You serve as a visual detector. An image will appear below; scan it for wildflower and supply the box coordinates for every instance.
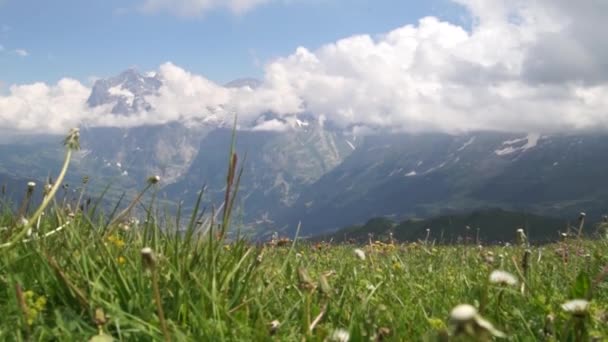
[147,175,161,185]
[392,261,402,271]
[107,235,125,248]
[141,247,157,270]
[330,328,350,342]
[449,304,505,338]
[562,299,590,316]
[23,290,47,326]
[450,304,477,322]
[489,270,518,286]
[269,320,280,335]
[516,228,527,245]
[354,248,366,261]
[27,181,36,189]
[117,256,126,265]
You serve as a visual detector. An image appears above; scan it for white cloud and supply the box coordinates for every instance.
[14,49,29,57]
[2,0,608,134]
[140,0,274,16]
[0,79,91,133]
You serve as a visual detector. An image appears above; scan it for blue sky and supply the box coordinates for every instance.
[0,0,467,85]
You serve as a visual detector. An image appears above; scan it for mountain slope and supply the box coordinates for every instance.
[316,208,570,244]
[279,132,608,237]
[163,123,354,233]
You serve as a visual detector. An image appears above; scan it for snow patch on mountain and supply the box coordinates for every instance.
[457,136,476,151]
[495,133,540,156]
[108,85,135,106]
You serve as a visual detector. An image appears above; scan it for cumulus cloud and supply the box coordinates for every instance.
[2,0,608,134]
[140,0,275,16]
[0,79,91,133]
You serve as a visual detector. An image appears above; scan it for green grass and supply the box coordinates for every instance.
[1,129,607,341]
[1,206,607,340]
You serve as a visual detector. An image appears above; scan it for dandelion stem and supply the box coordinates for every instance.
[152,268,171,342]
[1,135,76,250]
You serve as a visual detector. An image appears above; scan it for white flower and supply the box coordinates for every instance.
[449,304,506,338]
[353,248,366,261]
[330,328,350,342]
[489,270,518,286]
[27,181,36,188]
[561,299,590,316]
[450,304,477,322]
[268,320,280,334]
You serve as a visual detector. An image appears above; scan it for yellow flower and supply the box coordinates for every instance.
[107,235,125,248]
[23,290,46,326]
[117,256,127,265]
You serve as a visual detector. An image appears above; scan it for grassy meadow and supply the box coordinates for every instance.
[1,129,607,341]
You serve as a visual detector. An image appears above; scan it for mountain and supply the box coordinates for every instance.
[2,68,608,241]
[278,132,608,237]
[88,69,162,114]
[314,208,571,244]
[162,122,354,235]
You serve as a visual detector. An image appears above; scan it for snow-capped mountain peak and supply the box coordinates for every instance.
[87,69,161,115]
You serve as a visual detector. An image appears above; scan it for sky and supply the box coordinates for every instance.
[0,0,465,85]
[1,0,608,134]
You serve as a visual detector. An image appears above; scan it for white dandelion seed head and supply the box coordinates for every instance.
[450,304,478,322]
[516,228,524,233]
[27,181,36,188]
[561,299,590,315]
[579,212,586,217]
[141,247,153,255]
[489,270,518,286]
[354,248,366,261]
[330,328,350,342]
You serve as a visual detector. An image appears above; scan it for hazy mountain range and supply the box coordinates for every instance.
[1,69,607,239]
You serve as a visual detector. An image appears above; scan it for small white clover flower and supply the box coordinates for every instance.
[561,299,590,316]
[353,248,366,261]
[330,328,350,342]
[489,270,518,286]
